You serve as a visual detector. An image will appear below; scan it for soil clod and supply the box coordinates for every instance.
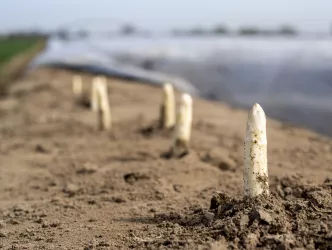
[124,172,150,185]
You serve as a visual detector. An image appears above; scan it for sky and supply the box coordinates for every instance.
[1,0,331,33]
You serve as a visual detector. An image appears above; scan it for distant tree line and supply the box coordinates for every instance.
[1,23,300,41]
[0,31,49,39]
[53,23,299,41]
[53,23,149,41]
[171,24,298,37]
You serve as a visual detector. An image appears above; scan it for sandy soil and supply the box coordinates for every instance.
[0,68,331,249]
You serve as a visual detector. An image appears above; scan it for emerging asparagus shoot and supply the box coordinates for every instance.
[91,76,104,112]
[243,103,269,197]
[96,81,112,131]
[170,93,193,157]
[160,83,175,129]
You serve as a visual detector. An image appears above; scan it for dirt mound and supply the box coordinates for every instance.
[209,178,332,249]
[141,177,332,249]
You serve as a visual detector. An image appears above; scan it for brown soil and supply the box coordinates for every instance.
[0,68,331,250]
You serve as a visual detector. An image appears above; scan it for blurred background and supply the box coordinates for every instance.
[1,0,332,135]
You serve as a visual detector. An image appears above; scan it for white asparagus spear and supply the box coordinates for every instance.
[243,103,269,197]
[161,83,175,129]
[91,76,104,112]
[72,75,83,97]
[96,81,112,130]
[173,93,193,149]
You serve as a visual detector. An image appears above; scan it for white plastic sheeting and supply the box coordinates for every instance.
[32,36,332,135]
[32,38,199,96]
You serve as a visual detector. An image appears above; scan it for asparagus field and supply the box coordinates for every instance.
[0,68,331,249]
